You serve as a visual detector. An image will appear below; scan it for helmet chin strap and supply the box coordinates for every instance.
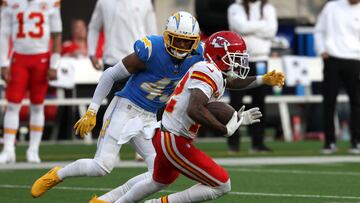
[206,53,216,66]
[223,71,240,80]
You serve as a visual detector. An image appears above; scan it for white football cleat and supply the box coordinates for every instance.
[27,150,41,163]
[0,150,16,164]
[348,148,360,155]
[321,143,337,155]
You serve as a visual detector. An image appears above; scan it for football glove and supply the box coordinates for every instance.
[262,70,285,87]
[74,109,97,138]
[225,111,243,137]
[238,105,262,125]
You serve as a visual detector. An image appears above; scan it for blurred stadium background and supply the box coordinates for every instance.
[1,0,360,202]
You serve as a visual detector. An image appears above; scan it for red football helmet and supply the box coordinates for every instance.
[204,31,249,79]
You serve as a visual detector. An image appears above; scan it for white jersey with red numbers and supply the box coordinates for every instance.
[0,0,62,55]
[162,61,226,139]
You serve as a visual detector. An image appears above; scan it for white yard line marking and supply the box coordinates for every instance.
[227,168,360,176]
[229,191,360,200]
[1,156,360,170]
[1,184,360,200]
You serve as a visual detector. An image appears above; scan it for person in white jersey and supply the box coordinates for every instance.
[112,31,285,203]
[0,0,62,164]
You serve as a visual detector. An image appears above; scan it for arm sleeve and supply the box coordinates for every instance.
[88,0,103,57]
[314,4,328,55]
[227,4,266,35]
[256,5,278,39]
[49,0,62,33]
[0,5,11,67]
[89,60,130,112]
[145,1,157,35]
[133,36,152,62]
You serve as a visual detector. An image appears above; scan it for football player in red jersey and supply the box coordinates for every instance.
[0,0,62,164]
[112,31,284,203]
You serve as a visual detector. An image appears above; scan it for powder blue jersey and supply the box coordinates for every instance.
[116,35,204,113]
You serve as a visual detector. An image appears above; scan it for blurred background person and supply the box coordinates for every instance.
[227,0,278,153]
[61,18,104,59]
[0,0,62,164]
[195,0,234,40]
[86,0,157,143]
[55,18,92,141]
[314,0,360,154]
[61,18,88,58]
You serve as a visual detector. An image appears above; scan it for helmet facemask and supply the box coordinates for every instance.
[164,31,200,59]
[222,45,250,80]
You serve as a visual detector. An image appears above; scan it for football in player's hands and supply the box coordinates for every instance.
[206,102,235,125]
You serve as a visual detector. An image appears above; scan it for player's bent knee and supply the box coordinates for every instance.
[94,157,116,174]
[6,103,21,113]
[144,153,156,171]
[152,179,168,190]
[89,161,108,176]
[30,105,44,114]
[75,159,108,177]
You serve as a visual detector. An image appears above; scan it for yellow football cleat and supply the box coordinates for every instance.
[31,166,62,198]
[89,196,109,203]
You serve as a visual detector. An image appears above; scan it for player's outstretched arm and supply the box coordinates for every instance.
[226,70,285,90]
[74,53,146,137]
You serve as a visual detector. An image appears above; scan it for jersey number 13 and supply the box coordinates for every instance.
[17,12,45,39]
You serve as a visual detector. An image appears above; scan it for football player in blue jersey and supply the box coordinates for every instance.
[30,11,204,199]
[31,11,285,201]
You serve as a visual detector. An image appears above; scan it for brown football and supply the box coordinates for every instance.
[206,101,235,125]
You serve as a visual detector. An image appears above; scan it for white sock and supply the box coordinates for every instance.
[3,133,16,152]
[2,103,21,152]
[163,180,231,203]
[57,158,107,180]
[28,104,44,152]
[99,172,151,202]
[115,179,167,203]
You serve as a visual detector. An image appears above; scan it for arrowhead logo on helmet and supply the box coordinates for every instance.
[210,36,230,48]
[204,31,250,80]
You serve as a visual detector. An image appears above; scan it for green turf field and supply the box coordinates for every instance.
[8,140,359,162]
[1,141,360,203]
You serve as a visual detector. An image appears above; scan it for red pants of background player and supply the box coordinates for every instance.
[6,52,50,104]
[152,129,229,186]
